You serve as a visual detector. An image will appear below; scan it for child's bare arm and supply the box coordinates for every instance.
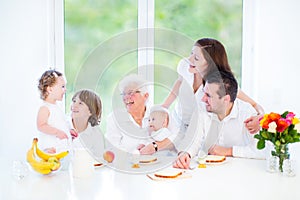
[237,89,264,115]
[237,89,264,134]
[37,106,68,139]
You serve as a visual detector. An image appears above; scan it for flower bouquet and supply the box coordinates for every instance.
[254,111,300,172]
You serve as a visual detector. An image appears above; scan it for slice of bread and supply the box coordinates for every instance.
[205,155,226,163]
[139,155,157,164]
[93,163,103,167]
[154,169,183,178]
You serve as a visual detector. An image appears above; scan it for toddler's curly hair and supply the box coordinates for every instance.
[38,70,63,100]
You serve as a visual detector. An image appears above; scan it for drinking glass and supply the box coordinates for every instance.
[12,160,29,181]
[282,159,295,177]
[266,156,279,173]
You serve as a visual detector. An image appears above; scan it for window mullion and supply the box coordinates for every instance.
[138,0,154,82]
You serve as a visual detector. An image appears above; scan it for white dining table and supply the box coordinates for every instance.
[1,144,300,200]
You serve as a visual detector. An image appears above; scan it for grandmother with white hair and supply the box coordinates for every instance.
[105,74,178,154]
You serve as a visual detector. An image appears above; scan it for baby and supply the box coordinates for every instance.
[137,105,172,151]
[36,69,70,153]
[147,105,172,142]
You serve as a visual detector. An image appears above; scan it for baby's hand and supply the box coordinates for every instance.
[70,129,78,140]
[137,144,145,150]
[44,147,56,154]
[56,130,69,139]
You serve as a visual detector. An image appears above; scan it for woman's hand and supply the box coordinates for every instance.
[244,115,261,134]
[173,152,191,169]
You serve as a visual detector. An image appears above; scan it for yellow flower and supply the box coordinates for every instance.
[259,114,270,129]
[292,117,299,125]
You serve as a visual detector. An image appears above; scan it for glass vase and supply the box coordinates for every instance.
[271,144,289,173]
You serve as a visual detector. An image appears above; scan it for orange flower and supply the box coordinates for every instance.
[276,119,289,133]
[269,112,281,122]
[256,111,300,152]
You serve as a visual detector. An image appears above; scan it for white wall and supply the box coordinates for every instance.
[242,0,300,115]
[0,0,56,160]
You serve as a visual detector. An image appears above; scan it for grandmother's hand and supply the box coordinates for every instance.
[137,144,145,150]
[139,143,155,155]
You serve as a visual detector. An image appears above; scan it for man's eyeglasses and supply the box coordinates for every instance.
[120,90,141,97]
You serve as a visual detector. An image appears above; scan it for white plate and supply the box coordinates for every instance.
[138,155,158,165]
[197,155,227,165]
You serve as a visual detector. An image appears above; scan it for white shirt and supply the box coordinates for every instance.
[177,99,267,159]
[105,107,179,153]
[172,58,205,129]
[72,123,105,161]
[150,127,172,142]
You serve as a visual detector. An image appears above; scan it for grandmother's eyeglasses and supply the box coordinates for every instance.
[120,90,141,97]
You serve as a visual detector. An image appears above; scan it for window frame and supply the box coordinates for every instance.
[53,0,249,105]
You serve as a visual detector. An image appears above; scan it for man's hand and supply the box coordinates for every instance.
[173,152,191,169]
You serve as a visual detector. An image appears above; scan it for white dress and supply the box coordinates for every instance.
[38,102,71,153]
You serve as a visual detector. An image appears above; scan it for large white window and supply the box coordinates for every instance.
[61,0,243,130]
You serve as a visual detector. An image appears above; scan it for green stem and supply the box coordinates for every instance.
[274,144,289,172]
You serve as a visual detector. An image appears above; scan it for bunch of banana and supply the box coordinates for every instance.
[26,138,69,175]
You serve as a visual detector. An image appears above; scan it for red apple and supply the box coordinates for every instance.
[103,151,115,163]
